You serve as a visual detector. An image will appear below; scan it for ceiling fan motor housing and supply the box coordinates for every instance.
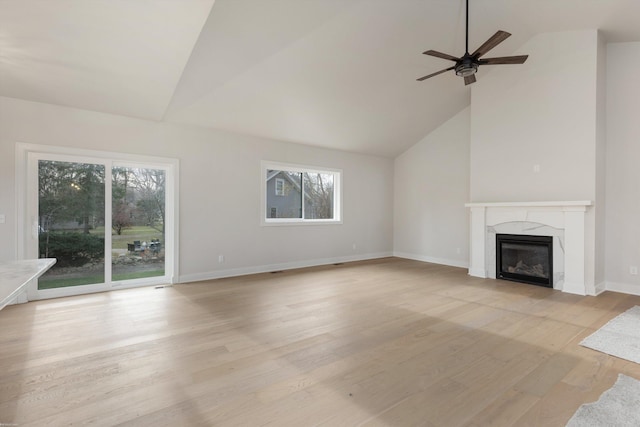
[455,56,478,77]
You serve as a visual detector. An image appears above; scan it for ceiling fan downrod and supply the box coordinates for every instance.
[465,0,469,54]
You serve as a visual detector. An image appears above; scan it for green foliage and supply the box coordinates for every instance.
[38,160,105,233]
[40,232,105,267]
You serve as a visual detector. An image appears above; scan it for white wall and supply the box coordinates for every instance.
[470,30,599,203]
[0,97,394,282]
[469,30,603,294]
[393,107,470,267]
[605,42,640,295]
[594,32,607,290]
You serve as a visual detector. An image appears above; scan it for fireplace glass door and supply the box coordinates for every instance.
[496,234,553,287]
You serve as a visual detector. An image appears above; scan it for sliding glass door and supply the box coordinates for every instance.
[37,159,107,290]
[111,166,166,282]
[24,149,176,300]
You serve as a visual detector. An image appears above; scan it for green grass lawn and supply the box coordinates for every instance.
[112,269,165,282]
[39,269,165,289]
[38,273,105,290]
[92,225,163,250]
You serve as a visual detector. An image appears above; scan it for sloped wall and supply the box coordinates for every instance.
[393,108,470,267]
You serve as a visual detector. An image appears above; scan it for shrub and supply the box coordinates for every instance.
[39,232,105,267]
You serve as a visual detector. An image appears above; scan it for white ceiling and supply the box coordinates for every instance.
[2,0,640,157]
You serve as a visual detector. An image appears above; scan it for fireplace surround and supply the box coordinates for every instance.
[465,201,593,295]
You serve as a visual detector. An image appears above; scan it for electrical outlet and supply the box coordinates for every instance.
[456,247,461,254]
[630,266,638,275]
[352,243,357,251]
[218,255,224,264]
[0,214,5,224]
[533,164,541,173]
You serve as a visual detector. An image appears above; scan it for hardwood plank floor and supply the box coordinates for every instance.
[1,257,640,426]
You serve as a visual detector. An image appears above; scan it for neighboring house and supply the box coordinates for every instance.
[266,170,303,218]
[267,170,318,219]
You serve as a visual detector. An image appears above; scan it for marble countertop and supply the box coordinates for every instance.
[0,258,56,310]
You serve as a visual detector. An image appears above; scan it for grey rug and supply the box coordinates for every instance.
[580,305,640,364]
[566,374,640,426]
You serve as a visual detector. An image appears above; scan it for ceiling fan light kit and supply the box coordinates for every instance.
[455,61,478,77]
[418,0,528,85]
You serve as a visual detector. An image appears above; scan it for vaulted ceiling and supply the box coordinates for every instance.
[2,0,640,157]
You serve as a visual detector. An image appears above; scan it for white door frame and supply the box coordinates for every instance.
[16,143,179,300]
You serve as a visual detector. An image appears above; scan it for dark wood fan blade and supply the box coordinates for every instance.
[479,55,528,65]
[417,66,455,81]
[471,30,511,58]
[423,50,460,62]
[464,74,476,85]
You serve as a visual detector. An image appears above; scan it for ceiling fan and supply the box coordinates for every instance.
[417,0,528,85]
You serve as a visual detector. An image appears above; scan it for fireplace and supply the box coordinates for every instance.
[466,201,593,295]
[496,234,553,288]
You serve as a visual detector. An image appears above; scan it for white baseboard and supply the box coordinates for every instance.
[393,252,469,269]
[561,281,587,296]
[593,281,607,296]
[606,281,640,296]
[178,252,394,284]
[2,290,28,308]
[468,268,487,278]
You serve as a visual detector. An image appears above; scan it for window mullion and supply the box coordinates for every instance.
[300,172,305,219]
[104,161,113,286]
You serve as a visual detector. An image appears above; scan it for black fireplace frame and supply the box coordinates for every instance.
[496,234,553,288]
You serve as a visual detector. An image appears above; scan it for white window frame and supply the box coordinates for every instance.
[261,160,342,226]
[15,143,179,300]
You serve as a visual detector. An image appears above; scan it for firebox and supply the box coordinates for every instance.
[496,234,553,288]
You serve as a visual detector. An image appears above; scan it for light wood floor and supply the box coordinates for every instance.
[1,258,640,426]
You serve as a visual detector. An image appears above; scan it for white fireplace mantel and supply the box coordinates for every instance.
[465,201,592,209]
[465,201,593,295]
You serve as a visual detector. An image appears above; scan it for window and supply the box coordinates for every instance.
[275,178,285,196]
[262,161,342,225]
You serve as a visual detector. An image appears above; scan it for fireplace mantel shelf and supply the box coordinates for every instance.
[465,201,592,208]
